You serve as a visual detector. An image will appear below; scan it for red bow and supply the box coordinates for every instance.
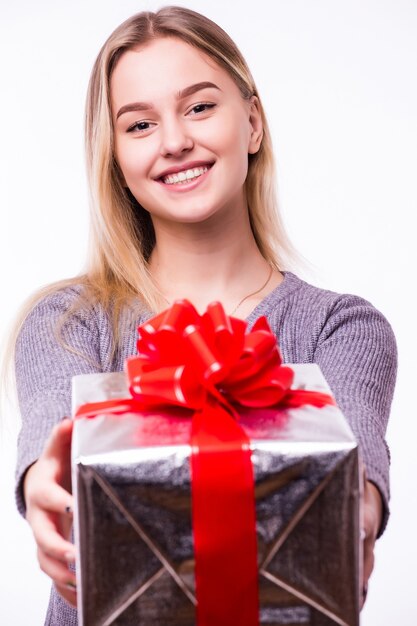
[76,300,334,626]
[126,300,333,412]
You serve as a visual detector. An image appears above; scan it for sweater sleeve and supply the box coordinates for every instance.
[14,288,103,517]
[313,295,397,536]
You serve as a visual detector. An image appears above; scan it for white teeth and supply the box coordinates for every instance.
[162,165,210,185]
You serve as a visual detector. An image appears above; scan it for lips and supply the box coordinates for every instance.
[155,160,215,180]
[162,165,211,185]
[155,162,213,192]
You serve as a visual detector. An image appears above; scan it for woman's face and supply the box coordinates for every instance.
[111,37,262,227]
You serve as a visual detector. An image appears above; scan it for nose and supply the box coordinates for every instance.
[159,116,193,158]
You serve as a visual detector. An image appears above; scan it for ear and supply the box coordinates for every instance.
[248,96,263,155]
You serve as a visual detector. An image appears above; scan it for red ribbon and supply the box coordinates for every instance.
[76,300,334,626]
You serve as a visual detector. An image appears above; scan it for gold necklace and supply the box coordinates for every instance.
[160,265,273,316]
[229,266,273,316]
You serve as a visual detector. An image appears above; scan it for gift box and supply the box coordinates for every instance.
[71,302,361,626]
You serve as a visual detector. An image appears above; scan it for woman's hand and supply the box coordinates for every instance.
[23,417,77,607]
[362,478,383,608]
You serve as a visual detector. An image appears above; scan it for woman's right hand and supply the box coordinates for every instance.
[23,417,77,607]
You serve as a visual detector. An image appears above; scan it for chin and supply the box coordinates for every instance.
[155,204,224,225]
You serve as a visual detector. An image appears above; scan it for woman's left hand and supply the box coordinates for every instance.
[362,478,383,608]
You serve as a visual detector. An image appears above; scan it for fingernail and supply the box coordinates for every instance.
[64,551,76,563]
[65,581,77,591]
[363,583,368,601]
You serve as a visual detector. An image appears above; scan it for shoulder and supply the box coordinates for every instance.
[23,283,95,318]
[15,283,147,373]
[257,272,397,363]
[275,272,394,331]
[18,283,106,336]
[15,283,109,362]
[290,273,396,347]
[277,271,381,312]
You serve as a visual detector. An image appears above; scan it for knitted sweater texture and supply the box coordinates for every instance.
[14,271,397,625]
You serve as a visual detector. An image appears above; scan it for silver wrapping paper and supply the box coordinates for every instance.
[72,364,361,626]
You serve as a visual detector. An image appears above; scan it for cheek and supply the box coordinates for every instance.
[117,146,139,180]
[220,123,251,185]
[217,111,251,166]
[115,139,152,187]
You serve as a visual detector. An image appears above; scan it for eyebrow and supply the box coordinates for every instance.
[115,81,221,120]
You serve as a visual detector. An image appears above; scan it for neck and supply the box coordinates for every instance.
[148,208,282,316]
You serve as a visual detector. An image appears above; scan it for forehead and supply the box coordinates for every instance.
[110,37,240,111]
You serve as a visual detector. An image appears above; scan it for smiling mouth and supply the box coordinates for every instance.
[160,164,213,185]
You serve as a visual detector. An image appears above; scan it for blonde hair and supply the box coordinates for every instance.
[5,5,298,378]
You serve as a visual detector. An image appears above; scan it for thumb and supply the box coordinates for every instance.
[43,418,73,460]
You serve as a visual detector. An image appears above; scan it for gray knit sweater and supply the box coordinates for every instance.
[15,272,397,626]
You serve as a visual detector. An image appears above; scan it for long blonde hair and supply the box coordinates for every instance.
[6,5,298,372]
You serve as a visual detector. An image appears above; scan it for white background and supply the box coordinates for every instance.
[0,1,416,624]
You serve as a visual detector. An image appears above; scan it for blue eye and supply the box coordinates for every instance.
[127,121,153,133]
[190,103,216,115]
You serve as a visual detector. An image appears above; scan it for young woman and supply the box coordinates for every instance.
[14,6,397,624]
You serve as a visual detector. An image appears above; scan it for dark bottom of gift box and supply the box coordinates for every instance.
[103,579,340,626]
[77,475,355,625]
[76,440,359,625]
[83,566,346,626]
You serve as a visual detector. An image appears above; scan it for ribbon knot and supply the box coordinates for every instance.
[126,300,299,413]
